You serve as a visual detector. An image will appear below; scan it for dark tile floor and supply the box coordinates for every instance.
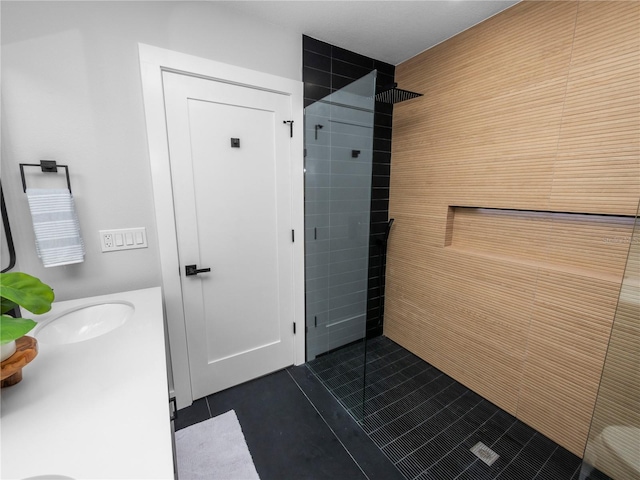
[307,336,611,480]
[175,366,404,480]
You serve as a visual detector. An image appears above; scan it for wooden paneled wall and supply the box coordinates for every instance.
[387,0,639,456]
[584,215,639,479]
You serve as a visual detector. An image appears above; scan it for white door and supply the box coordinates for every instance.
[162,71,295,399]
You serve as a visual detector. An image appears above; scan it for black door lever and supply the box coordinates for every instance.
[185,264,211,276]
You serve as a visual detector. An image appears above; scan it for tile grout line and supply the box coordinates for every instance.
[387,390,483,462]
[286,368,372,480]
[338,356,427,405]
[377,381,462,448]
[313,337,591,480]
[362,373,448,431]
[531,445,559,480]
[204,395,212,418]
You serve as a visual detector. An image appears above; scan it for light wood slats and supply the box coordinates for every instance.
[517,272,620,456]
[387,0,640,458]
[550,1,640,215]
[449,207,633,279]
[583,221,639,478]
[386,246,538,413]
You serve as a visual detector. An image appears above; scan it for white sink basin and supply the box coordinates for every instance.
[34,302,135,345]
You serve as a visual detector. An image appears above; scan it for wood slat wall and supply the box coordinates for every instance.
[387,0,639,456]
[583,217,639,479]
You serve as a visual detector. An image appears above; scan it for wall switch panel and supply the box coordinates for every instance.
[100,228,148,252]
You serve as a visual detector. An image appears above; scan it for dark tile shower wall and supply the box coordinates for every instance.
[302,35,394,339]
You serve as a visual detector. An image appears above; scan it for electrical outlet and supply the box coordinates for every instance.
[100,228,147,252]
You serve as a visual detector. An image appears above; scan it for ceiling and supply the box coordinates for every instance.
[219,1,520,65]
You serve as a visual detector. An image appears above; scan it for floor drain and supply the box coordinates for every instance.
[470,442,500,466]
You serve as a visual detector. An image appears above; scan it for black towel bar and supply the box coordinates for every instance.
[19,160,72,194]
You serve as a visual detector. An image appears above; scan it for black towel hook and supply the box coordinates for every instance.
[19,160,72,194]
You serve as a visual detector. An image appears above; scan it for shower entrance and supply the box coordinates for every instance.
[304,70,377,362]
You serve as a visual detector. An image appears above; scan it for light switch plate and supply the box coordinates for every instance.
[100,228,147,252]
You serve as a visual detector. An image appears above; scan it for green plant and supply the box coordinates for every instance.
[0,272,54,345]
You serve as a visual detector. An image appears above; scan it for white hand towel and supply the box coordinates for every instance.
[26,188,85,267]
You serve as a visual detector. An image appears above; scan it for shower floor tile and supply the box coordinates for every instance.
[307,336,612,480]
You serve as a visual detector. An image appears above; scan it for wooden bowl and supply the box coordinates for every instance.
[0,336,38,387]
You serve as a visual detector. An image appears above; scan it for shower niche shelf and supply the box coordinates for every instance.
[444,206,635,282]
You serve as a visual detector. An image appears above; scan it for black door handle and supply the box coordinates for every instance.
[185,264,211,276]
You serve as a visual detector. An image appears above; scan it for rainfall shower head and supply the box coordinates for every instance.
[375,83,423,104]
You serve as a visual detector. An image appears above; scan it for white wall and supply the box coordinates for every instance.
[1,1,302,300]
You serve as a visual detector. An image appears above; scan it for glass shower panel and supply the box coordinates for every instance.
[580,200,639,480]
[305,70,376,363]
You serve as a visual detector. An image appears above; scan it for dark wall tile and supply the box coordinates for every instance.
[376,102,393,116]
[371,211,390,223]
[371,198,390,213]
[376,73,396,90]
[372,175,391,188]
[371,187,390,201]
[375,112,393,129]
[375,125,392,141]
[304,50,331,72]
[303,66,331,88]
[303,36,332,56]
[373,151,392,165]
[303,34,394,339]
[332,58,373,80]
[373,138,392,152]
[331,45,374,69]
[332,74,358,91]
[374,60,395,77]
[304,83,331,104]
[372,163,391,177]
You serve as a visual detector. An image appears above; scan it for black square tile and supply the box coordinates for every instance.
[371,187,390,201]
[376,101,394,115]
[536,446,582,480]
[372,174,391,188]
[303,66,331,88]
[304,49,331,72]
[375,111,393,128]
[304,83,331,103]
[329,73,355,91]
[373,150,392,164]
[332,46,374,69]
[288,366,405,480]
[206,369,370,480]
[424,446,481,480]
[332,58,372,80]
[375,124,393,140]
[174,396,210,431]
[374,60,395,77]
[307,337,599,480]
[495,461,538,480]
[376,72,396,89]
[374,137,392,152]
[371,198,390,212]
[303,35,332,56]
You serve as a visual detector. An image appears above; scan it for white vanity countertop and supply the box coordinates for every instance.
[1,287,174,480]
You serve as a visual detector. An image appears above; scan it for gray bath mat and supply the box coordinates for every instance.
[176,409,260,479]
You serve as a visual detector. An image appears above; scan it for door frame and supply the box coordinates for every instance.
[138,43,305,409]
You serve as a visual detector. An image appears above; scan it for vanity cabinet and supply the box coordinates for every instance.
[0,287,175,479]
